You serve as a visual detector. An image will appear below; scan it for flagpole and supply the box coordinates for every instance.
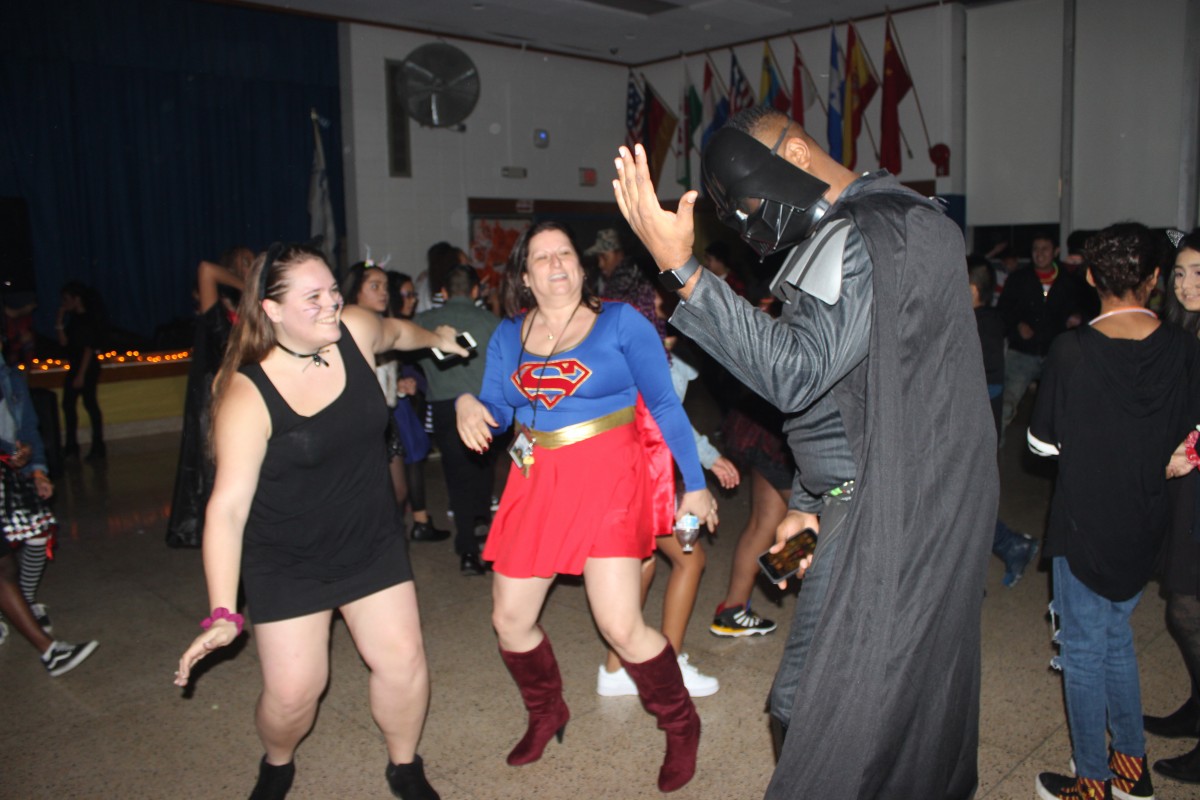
[765,41,795,109]
[886,14,933,151]
[790,36,829,115]
[767,41,787,86]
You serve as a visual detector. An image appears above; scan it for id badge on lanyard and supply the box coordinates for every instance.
[509,430,535,478]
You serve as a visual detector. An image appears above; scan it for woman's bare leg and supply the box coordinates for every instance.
[253,611,334,765]
[722,471,789,609]
[340,582,428,764]
[584,557,666,663]
[492,572,556,652]
[604,556,656,673]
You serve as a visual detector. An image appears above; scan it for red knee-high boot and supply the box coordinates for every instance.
[498,632,570,766]
[622,643,701,792]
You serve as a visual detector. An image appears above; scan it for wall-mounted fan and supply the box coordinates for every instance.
[402,42,480,129]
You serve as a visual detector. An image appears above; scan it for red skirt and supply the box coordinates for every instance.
[483,421,660,578]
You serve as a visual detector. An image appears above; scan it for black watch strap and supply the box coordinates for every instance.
[657,257,701,291]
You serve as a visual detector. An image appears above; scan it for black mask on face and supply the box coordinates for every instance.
[702,126,831,259]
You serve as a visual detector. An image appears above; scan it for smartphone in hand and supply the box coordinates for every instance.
[757,528,818,584]
[432,331,478,361]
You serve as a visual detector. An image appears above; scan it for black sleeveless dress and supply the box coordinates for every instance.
[239,323,413,623]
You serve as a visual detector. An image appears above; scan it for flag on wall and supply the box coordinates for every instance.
[701,61,729,151]
[308,110,336,265]
[841,23,878,170]
[880,16,913,174]
[625,71,645,149]
[760,44,790,113]
[827,27,844,163]
[729,52,756,115]
[643,78,678,185]
[677,62,702,189]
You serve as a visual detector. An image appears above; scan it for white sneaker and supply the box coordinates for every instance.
[596,664,638,697]
[677,653,719,697]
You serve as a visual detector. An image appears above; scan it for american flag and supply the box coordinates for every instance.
[625,71,645,149]
[729,52,755,115]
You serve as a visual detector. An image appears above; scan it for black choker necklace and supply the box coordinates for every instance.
[276,342,329,368]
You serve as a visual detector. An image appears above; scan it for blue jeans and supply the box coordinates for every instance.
[1000,348,1043,435]
[1050,557,1146,779]
[767,494,850,726]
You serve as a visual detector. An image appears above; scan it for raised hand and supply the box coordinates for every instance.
[612,144,699,273]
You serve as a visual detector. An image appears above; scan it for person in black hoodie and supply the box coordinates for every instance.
[1029,223,1200,800]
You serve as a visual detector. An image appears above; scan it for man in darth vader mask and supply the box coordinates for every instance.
[614,106,996,800]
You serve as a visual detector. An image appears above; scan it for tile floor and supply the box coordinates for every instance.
[1,399,1198,799]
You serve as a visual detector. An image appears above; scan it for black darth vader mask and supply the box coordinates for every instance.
[702,126,831,259]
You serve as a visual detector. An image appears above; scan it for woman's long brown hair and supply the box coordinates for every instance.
[207,242,328,457]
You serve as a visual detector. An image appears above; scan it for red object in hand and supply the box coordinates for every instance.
[1185,430,1200,466]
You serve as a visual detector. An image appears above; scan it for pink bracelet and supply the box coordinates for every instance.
[201,607,244,636]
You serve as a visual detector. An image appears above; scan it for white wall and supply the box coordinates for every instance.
[966,0,1063,226]
[1072,0,1187,231]
[966,0,1193,232]
[339,24,625,274]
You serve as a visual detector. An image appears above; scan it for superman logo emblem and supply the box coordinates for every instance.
[512,359,592,410]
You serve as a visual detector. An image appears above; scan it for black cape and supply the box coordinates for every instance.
[674,172,996,799]
[165,302,234,548]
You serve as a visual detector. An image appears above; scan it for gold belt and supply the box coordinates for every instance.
[520,406,635,450]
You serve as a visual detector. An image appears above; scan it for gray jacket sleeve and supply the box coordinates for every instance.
[668,230,873,416]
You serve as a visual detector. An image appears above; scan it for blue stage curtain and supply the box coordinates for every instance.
[0,0,344,339]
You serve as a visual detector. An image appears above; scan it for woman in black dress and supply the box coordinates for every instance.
[166,247,253,548]
[173,243,464,800]
[55,281,108,460]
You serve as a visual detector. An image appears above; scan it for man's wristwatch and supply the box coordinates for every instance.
[657,257,702,292]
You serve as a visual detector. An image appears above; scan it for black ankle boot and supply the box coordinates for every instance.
[1145,698,1200,738]
[1154,741,1200,784]
[248,757,294,800]
[385,754,440,800]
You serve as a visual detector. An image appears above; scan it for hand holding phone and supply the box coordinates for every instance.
[757,528,818,585]
[432,331,477,361]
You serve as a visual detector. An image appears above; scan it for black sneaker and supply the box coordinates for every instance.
[41,640,99,677]
[710,603,776,637]
[1036,772,1112,800]
[410,521,450,542]
[1109,750,1154,800]
[460,552,486,576]
[30,602,52,635]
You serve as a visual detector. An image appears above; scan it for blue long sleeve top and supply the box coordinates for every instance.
[0,361,47,475]
[478,301,705,492]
